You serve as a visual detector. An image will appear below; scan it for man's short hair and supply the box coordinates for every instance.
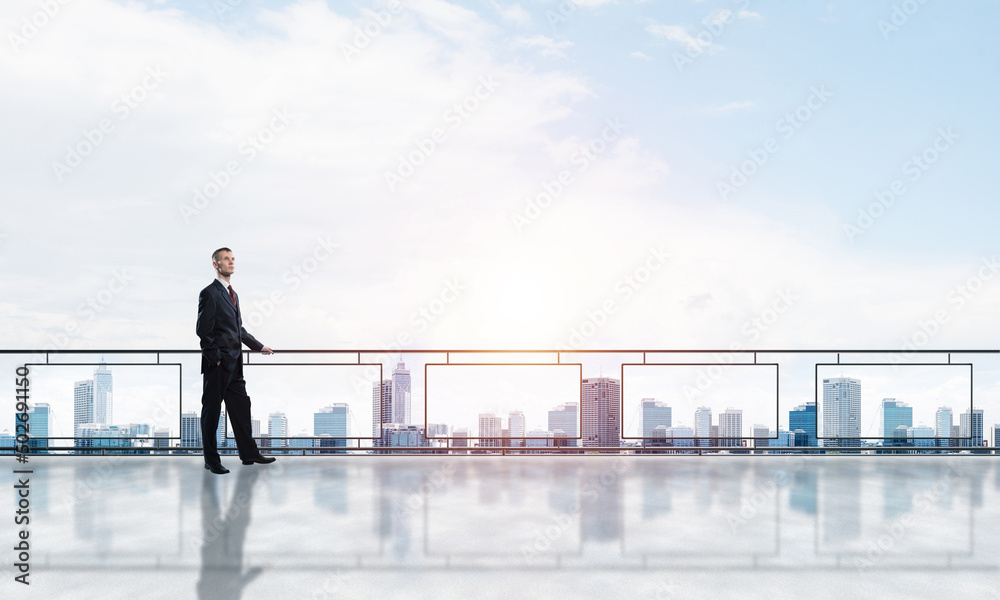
[212,247,233,263]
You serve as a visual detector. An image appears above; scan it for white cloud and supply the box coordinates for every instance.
[630,50,652,61]
[489,0,532,26]
[509,34,573,58]
[703,101,755,115]
[645,22,713,52]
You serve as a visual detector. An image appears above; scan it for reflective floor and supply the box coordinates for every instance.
[3,455,1000,599]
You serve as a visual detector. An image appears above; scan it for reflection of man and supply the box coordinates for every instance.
[197,467,262,599]
[197,247,276,474]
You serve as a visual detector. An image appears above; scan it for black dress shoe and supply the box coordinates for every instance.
[242,456,276,465]
[205,463,230,474]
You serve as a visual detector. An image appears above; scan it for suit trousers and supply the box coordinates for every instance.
[201,359,261,464]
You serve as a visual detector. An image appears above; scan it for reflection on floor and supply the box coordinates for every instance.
[4,455,1000,599]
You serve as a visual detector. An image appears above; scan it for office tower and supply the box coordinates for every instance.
[822,377,861,448]
[789,402,818,447]
[289,432,314,452]
[380,424,430,449]
[752,423,769,449]
[548,402,579,448]
[526,429,553,451]
[650,425,669,448]
[667,426,694,448]
[180,411,202,452]
[252,418,262,446]
[372,379,393,438]
[990,425,1000,453]
[641,399,672,438]
[392,361,411,425]
[581,377,621,448]
[74,379,94,447]
[935,406,954,448]
[427,423,449,437]
[153,427,170,452]
[93,361,113,425]
[770,430,795,450]
[26,403,50,453]
[76,423,131,452]
[452,427,469,454]
[268,412,288,449]
[719,408,743,448]
[959,409,984,451]
[908,425,934,449]
[694,406,712,447]
[508,410,526,447]
[882,399,912,447]
[315,404,350,451]
[478,412,502,448]
[0,429,15,454]
[217,409,229,450]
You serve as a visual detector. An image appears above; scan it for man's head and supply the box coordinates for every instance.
[212,247,234,278]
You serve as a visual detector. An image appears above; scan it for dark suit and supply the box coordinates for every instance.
[197,279,264,465]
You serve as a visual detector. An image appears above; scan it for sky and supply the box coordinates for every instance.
[2,0,999,441]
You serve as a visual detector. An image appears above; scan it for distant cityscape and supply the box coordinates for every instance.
[5,366,999,453]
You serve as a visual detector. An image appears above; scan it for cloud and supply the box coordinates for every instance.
[703,101,755,115]
[509,34,574,58]
[489,0,532,26]
[630,50,652,61]
[645,22,713,53]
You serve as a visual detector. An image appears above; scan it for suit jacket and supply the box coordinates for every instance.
[197,280,263,374]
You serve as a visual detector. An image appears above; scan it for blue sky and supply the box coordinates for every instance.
[2,0,999,437]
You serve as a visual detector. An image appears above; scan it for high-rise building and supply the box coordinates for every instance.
[641,399,672,438]
[752,423,770,449]
[907,426,934,450]
[959,408,984,452]
[73,362,113,450]
[268,412,288,450]
[935,406,954,448]
[508,410,526,447]
[525,428,553,451]
[882,399,912,447]
[392,362,411,425]
[379,424,430,449]
[694,406,712,448]
[822,377,861,448]
[478,412,502,449]
[789,402,817,447]
[581,377,621,448]
[452,427,469,454]
[26,403,50,453]
[289,432,314,452]
[181,411,202,452]
[153,427,171,452]
[93,361,113,425]
[990,425,1000,453]
[217,409,229,450]
[718,408,743,448]
[548,402,579,447]
[372,379,393,439]
[73,379,94,448]
[252,418,262,446]
[0,429,16,454]
[315,404,350,452]
[667,426,695,448]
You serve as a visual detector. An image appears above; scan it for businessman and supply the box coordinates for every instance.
[197,247,276,474]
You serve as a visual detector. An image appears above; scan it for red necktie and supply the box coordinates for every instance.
[228,285,238,312]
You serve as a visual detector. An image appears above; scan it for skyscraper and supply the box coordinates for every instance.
[26,403,50,453]
[694,406,712,448]
[315,404,350,451]
[180,411,202,453]
[392,361,411,425]
[268,412,288,450]
[935,407,953,448]
[789,402,817,447]
[217,409,229,451]
[93,361,113,425]
[641,399,671,438]
[73,362,113,451]
[752,423,769,449]
[718,408,743,448]
[548,402,579,447]
[581,377,621,448]
[822,377,861,448]
[959,408,984,451]
[508,410,525,447]
[882,399,912,447]
[372,379,393,439]
[478,412,502,449]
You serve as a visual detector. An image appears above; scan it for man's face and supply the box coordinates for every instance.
[214,251,235,277]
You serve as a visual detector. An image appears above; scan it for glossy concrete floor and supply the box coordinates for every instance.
[3,455,1000,600]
